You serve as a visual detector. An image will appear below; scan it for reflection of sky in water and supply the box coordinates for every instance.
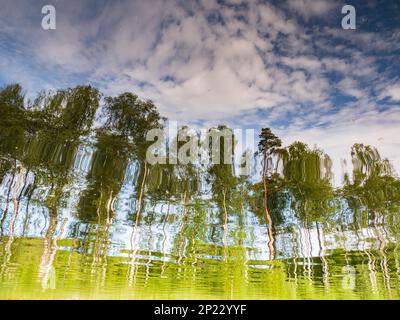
[1,0,400,176]
[1,0,400,299]
[0,142,398,264]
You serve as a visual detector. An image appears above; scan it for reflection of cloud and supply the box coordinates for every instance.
[380,83,400,102]
[0,0,399,173]
[280,108,400,185]
[286,0,339,20]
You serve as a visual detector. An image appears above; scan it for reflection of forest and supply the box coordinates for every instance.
[1,84,400,298]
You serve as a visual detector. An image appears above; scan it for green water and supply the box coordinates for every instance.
[1,84,400,299]
[1,237,400,299]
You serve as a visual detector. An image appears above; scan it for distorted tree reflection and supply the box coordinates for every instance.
[0,84,30,236]
[1,85,101,233]
[0,84,27,178]
[97,93,163,285]
[342,144,400,229]
[77,93,163,222]
[257,128,283,259]
[30,86,100,284]
[0,84,101,281]
[77,131,130,223]
[30,85,99,136]
[146,126,202,206]
[3,83,400,298]
[281,142,335,224]
[28,86,100,217]
[207,126,238,251]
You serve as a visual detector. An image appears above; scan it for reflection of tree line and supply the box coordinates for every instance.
[1,83,400,292]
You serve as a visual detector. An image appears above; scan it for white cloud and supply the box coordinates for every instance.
[380,83,400,101]
[280,108,400,185]
[1,0,400,177]
[286,0,339,20]
[337,77,364,99]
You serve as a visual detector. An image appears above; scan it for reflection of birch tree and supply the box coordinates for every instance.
[341,143,400,295]
[99,93,163,287]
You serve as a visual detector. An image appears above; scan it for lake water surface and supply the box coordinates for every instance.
[1,139,400,299]
[1,86,400,299]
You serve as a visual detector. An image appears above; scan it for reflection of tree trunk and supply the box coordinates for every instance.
[91,190,113,289]
[144,217,153,287]
[304,220,313,282]
[262,152,274,260]
[374,213,391,297]
[0,171,15,235]
[38,207,57,288]
[38,178,68,290]
[92,189,104,270]
[161,199,171,277]
[235,197,249,284]
[393,239,400,286]
[190,237,198,283]
[177,192,188,266]
[291,228,299,286]
[222,189,228,261]
[1,188,18,277]
[297,222,312,282]
[364,222,378,295]
[0,165,24,278]
[366,249,378,294]
[22,178,35,237]
[137,162,148,213]
[128,161,148,287]
[353,210,377,295]
[100,218,112,288]
[316,222,329,289]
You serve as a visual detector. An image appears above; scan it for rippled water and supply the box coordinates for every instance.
[1,142,400,300]
[1,85,400,299]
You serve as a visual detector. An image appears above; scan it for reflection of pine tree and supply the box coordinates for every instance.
[258,128,282,260]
